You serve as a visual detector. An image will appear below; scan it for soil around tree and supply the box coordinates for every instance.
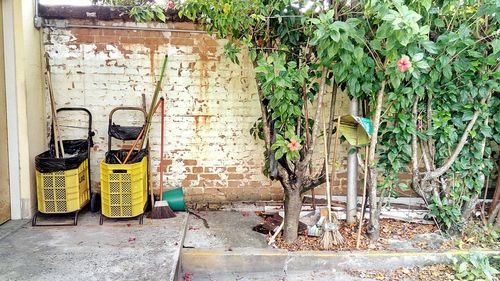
[269,218,444,251]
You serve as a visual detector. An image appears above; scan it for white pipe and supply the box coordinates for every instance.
[346,98,358,223]
[3,0,22,220]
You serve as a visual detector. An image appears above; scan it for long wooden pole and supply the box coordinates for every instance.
[45,55,65,158]
[356,146,369,249]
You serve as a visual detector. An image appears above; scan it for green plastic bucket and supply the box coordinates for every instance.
[162,187,185,211]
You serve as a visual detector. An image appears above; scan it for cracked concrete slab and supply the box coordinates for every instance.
[183,210,269,249]
[0,212,187,281]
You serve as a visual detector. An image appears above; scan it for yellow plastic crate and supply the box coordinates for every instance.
[100,156,148,218]
[36,159,90,214]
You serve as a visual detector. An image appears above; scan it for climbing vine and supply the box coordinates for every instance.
[103,0,500,242]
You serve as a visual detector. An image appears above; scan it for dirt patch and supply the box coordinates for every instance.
[269,218,440,251]
[346,264,455,281]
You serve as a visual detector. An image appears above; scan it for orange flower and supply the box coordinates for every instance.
[287,139,300,151]
[397,56,411,72]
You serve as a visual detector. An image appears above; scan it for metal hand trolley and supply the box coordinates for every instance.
[32,108,94,226]
[99,107,148,225]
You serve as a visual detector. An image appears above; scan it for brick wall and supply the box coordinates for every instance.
[43,19,354,204]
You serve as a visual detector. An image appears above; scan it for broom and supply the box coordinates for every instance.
[321,109,344,249]
[149,97,175,219]
[141,54,174,219]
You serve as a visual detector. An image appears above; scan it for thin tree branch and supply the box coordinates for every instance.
[366,78,387,240]
[411,97,420,190]
[423,91,492,181]
[326,79,338,153]
[420,142,432,172]
[301,67,328,167]
[426,96,436,168]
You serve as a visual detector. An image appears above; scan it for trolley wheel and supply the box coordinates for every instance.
[90,193,100,213]
[99,215,104,225]
[73,212,79,226]
[31,212,38,226]
[139,215,144,225]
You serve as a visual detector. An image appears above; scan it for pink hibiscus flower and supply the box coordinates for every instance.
[287,139,300,151]
[396,56,412,72]
[166,1,175,10]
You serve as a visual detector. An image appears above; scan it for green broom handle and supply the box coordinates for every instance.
[141,55,168,150]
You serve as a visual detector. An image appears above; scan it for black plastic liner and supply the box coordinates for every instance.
[109,124,143,141]
[35,139,89,173]
[105,149,148,164]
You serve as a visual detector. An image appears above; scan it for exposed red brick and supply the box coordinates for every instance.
[74,35,95,44]
[73,28,102,36]
[95,35,119,44]
[183,159,197,166]
[200,174,220,180]
[228,173,244,180]
[162,159,173,166]
[170,37,194,46]
[119,36,143,44]
[192,166,203,173]
[228,181,242,188]
[144,37,167,45]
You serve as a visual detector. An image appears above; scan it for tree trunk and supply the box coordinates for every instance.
[283,187,303,243]
[490,162,500,216]
[462,194,479,221]
[488,202,500,229]
[367,80,386,241]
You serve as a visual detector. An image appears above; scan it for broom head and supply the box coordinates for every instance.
[148,200,176,219]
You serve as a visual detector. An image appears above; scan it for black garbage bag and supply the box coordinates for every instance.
[109,124,143,141]
[105,149,148,164]
[35,139,89,173]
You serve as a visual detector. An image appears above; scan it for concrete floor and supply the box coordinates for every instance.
[0,211,187,281]
[2,209,497,281]
[183,210,269,249]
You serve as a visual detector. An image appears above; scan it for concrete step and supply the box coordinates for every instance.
[182,270,373,281]
[180,247,499,280]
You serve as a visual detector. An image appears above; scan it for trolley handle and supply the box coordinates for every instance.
[108,107,147,152]
[53,107,95,147]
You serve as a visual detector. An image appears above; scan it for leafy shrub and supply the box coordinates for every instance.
[449,253,499,281]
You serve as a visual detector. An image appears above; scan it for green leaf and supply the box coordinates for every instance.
[329,28,341,42]
[390,76,401,89]
[419,25,430,35]
[421,40,438,54]
[274,148,284,160]
[354,47,364,61]
[411,51,423,61]
[433,18,445,27]
[398,183,409,191]
[491,39,500,55]
[443,65,452,80]
[416,60,429,69]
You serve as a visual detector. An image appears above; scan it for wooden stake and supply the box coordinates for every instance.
[356,146,369,249]
[45,55,65,158]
